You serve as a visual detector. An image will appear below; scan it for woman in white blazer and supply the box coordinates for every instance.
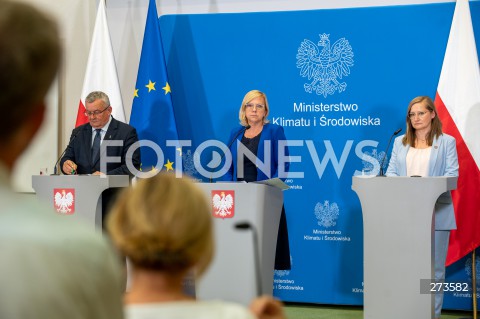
[386,96,458,319]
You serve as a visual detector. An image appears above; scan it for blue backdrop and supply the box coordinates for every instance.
[158,1,480,309]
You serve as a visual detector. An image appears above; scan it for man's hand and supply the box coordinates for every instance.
[62,160,77,175]
[92,171,106,176]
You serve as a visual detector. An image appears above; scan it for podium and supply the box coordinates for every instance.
[195,182,284,305]
[352,176,457,319]
[32,175,129,229]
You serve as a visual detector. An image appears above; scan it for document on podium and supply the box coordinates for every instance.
[253,178,289,190]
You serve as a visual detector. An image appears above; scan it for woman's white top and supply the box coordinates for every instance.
[406,147,432,176]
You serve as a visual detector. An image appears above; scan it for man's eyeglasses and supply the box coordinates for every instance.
[408,110,430,119]
[84,105,110,117]
[245,103,265,110]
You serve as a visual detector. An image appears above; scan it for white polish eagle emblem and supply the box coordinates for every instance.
[53,188,75,215]
[212,190,234,218]
[296,33,354,97]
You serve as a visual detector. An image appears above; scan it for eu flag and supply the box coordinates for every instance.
[129,0,179,173]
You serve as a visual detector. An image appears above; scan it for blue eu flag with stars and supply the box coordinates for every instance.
[129,0,179,174]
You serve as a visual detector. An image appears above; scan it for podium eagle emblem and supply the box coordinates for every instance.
[53,188,75,215]
[211,190,234,218]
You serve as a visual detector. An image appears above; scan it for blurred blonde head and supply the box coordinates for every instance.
[107,173,214,277]
[239,90,270,126]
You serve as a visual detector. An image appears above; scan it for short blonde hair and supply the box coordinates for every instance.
[239,89,270,126]
[107,173,214,277]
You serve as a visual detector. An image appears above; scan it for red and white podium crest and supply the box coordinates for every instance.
[53,188,75,215]
[211,190,234,219]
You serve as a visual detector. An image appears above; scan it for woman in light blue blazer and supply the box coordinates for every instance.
[223,90,291,270]
[386,96,458,319]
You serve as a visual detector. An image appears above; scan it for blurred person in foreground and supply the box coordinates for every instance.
[0,1,124,318]
[107,173,285,319]
[222,89,291,270]
[386,96,458,319]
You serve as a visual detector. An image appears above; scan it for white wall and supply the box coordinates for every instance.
[21,0,454,151]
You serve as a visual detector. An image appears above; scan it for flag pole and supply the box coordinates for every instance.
[473,249,477,319]
[460,249,477,319]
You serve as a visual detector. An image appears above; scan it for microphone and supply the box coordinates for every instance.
[53,132,78,175]
[227,125,250,151]
[378,128,402,177]
[209,125,250,182]
[234,221,262,297]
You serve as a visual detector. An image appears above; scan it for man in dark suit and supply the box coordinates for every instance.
[61,91,141,176]
[60,91,141,222]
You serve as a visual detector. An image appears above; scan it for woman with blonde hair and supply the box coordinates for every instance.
[222,90,291,270]
[107,173,285,319]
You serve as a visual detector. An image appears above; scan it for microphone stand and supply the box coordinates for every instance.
[53,132,78,175]
[53,149,67,175]
[209,125,250,183]
[378,128,402,176]
[234,221,262,297]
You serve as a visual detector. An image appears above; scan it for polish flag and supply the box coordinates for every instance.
[75,0,125,127]
[434,0,480,265]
